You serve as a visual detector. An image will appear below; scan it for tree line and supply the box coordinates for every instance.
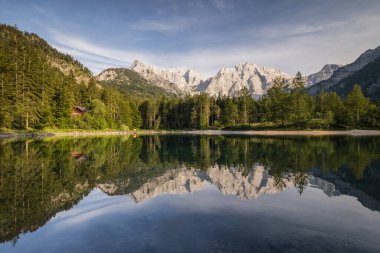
[0,24,142,130]
[1,24,380,131]
[138,73,380,130]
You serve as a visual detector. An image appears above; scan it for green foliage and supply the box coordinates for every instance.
[345,85,370,127]
[236,87,252,124]
[220,97,238,126]
[85,99,108,129]
[0,24,146,131]
[289,72,312,127]
[325,57,380,101]
[98,68,176,99]
[1,24,380,131]
[139,100,158,129]
[292,71,305,89]
[307,111,333,129]
[266,76,290,126]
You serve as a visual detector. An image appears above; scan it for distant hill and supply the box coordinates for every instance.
[96,68,177,98]
[0,24,93,84]
[0,24,97,129]
[325,57,380,101]
[308,45,380,101]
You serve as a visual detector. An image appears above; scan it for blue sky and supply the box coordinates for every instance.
[1,0,380,76]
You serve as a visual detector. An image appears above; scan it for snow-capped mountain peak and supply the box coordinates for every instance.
[98,60,292,98]
[201,62,292,99]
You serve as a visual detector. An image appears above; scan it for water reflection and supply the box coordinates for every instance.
[109,166,299,203]
[0,135,380,247]
[99,164,380,212]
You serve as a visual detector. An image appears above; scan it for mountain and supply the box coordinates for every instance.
[0,24,99,129]
[126,60,292,99]
[0,24,93,84]
[130,60,205,95]
[95,68,177,98]
[306,64,341,87]
[200,62,292,99]
[97,165,295,202]
[308,45,380,100]
[96,164,380,211]
[320,56,380,100]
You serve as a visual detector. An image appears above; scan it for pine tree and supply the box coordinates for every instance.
[236,87,251,124]
[139,100,157,129]
[221,98,238,126]
[345,85,370,127]
[87,78,100,101]
[198,94,210,129]
[130,101,142,129]
[290,72,310,127]
[267,76,290,126]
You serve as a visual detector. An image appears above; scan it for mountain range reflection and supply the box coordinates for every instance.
[97,165,379,213]
[98,166,295,202]
[1,135,380,244]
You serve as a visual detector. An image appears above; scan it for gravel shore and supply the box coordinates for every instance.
[2,129,380,139]
[172,130,380,136]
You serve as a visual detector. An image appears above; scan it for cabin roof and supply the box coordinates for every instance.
[75,106,88,112]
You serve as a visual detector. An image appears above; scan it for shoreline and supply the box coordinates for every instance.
[173,130,380,136]
[0,130,164,139]
[2,129,380,139]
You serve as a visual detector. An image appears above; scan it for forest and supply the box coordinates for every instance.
[1,24,380,131]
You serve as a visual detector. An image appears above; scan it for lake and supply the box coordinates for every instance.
[0,135,380,253]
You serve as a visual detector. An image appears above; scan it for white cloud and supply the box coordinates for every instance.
[52,32,139,62]
[129,20,184,33]
[51,31,157,74]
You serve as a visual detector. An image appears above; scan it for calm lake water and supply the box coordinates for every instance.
[0,135,380,253]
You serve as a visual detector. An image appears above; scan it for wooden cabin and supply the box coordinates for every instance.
[71,150,87,162]
[71,106,88,117]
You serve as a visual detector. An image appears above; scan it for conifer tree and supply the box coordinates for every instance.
[345,85,370,126]
[267,76,290,126]
[290,72,310,127]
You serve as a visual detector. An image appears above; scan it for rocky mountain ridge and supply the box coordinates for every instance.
[95,67,178,98]
[306,64,341,87]
[98,60,294,98]
[97,165,296,203]
[308,45,380,99]
[96,46,380,100]
[200,62,292,99]
[129,60,204,95]
[96,166,380,212]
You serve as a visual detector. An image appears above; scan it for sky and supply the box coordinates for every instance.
[1,0,380,77]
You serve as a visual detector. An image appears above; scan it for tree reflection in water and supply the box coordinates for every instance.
[0,135,379,244]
